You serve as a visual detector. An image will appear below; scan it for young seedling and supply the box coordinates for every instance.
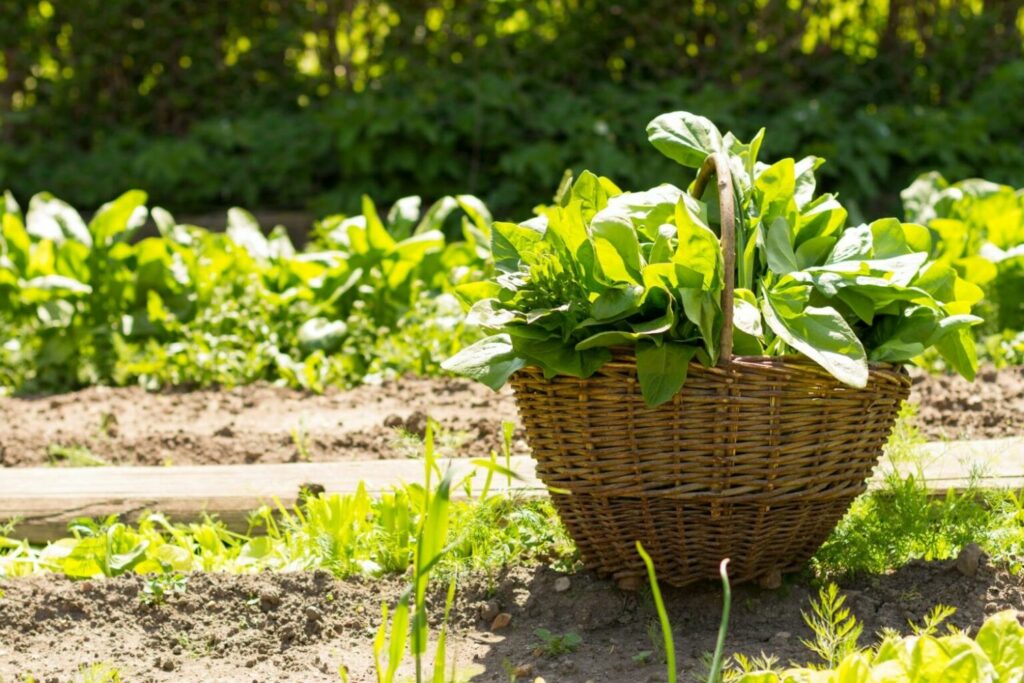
[531,628,582,657]
[290,421,312,462]
[800,583,863,668]
[47,444,108,467]
[139,573,189,606]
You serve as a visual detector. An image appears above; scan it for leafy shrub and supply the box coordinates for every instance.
[445,111,983,405]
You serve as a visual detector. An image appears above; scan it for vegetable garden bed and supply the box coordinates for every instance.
[2,536,1023,682]
[1,368,1021,469]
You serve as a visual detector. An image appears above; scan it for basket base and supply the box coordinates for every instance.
[554,493,858,588]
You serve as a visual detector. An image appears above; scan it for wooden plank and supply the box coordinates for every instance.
[0,457,543,544]
[2,439,1021,544]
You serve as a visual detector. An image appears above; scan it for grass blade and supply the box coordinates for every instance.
[636,541,676,683]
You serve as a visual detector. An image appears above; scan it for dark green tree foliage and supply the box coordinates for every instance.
[0,1,1022,219]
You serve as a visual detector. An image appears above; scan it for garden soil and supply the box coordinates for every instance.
[910,365,1024,440]
[1,557,1022,682]
[1,367,1021,468]
[0,378,525,467]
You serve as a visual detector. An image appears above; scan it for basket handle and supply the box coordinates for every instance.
[690,153,736,365]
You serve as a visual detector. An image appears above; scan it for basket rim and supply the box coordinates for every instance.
[514,351,909,377]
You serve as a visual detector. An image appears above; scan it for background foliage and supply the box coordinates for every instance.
[1,1,1023,222]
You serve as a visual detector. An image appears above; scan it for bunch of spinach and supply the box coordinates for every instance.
[444,111,983,406]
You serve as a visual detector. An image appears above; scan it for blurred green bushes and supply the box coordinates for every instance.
[1,1,1022,220]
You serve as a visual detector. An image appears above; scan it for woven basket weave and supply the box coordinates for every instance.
[510,154,912,587]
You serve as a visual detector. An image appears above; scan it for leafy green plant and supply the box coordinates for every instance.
[909,604,958,637]
[902,172,1024,334]
[531,628,582,657]
[734,610,1024,682]
[46,444,108,467]
[139,573,189,606]
[445,111,982,405]
[0,190,490,393]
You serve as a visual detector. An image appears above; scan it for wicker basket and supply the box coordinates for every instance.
[510,154,912,588]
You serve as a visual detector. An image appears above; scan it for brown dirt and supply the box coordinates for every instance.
[0,378,524,468]
[909,365,1024,441]
[1,558,1022,682]
[1,367,1020,468]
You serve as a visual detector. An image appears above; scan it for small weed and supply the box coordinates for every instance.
[139,573,188,606]
[531,628,582,656]
[74,664,121,683]
[643,619,666,663]
[909,604,957,636]
[47,444,108,467]
[97,412,118,438]
[800,583,863,668]
[290,421,312,462]
[724,652,780,679]
[174,632,213,659]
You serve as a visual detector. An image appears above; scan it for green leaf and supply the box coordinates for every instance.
[575,330,643,350]
[936,327,978,381]
[795,194,847,245]
[387,195,421,239]
[733,294,762,339]
[793,156,823,208]
[601,184,688,241]
[567,170,615,221]
[756,158,797,226]
[827,223,873,264]
[766,217,799,275]
[514,336,611,378]
[674,198,722,290]
[26,192,91,246]
[763,283,868,387]
[646,111,724,168]
[107,540,150,575]
[19,274,92,296]
[680,287,721,362]
[795,235,838,270]
[901,171,951,223]
[89,190,148,246]
[226,208,270,259]
[237,536,274,565]
[636,341,698,406]
[591,285,645,320]
[590,207,642,283]
[975,611,1024,680]
[362,195,397,252]
[297,318,348,353]
[491,220,544,273]
[441,334,526,390]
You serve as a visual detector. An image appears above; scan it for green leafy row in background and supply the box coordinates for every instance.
[0,189,491,393]
[444,111,984,406]
[902,172,1024,335]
